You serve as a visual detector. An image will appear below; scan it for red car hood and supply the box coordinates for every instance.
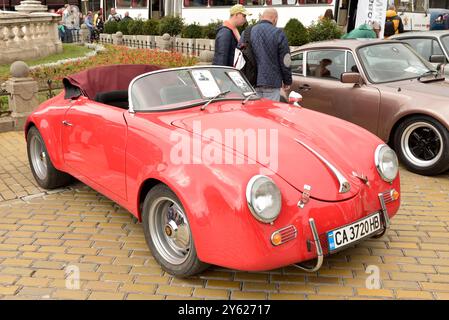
[171,100,382,202]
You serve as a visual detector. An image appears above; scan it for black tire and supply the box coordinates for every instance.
[393,115,449,176]
[142,184,209,277]
[26,126,72,189]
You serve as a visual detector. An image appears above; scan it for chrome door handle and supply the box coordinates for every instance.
[62,120,73,126]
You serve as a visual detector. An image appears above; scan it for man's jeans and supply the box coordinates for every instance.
[255,87,281,102]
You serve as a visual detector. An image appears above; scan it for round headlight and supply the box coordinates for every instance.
[246,175,282,223]
[375,144,399,182]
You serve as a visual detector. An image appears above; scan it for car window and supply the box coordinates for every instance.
[400,38,444,60]
[306,50,346,80]
[130,67,256,112]
[346,52,359,73]
[358,43,435,83]
[291,52,304,75]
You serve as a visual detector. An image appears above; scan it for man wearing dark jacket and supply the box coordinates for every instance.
[213,4,250,67]
[243,8,292,101]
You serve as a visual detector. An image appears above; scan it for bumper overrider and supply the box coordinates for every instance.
[288,189,397,272]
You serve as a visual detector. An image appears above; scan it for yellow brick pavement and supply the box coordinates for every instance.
[0,131,449,300]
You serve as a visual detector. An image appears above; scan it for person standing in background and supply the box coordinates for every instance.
[123,11,133,21]
[213,4,250,67]
[84,11,94,43]
[107,8,122,22]
[341,21,381,39]
[384,5,404,38]
[244,8,292,101]
[320,8,334,21]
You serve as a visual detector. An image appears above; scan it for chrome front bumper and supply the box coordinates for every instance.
[293,192,393,272]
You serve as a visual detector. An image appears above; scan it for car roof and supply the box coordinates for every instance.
[390,30,449,38]
[293,39,401,52]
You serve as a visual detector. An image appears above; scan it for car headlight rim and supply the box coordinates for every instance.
[375,144,399,183]
[246,175,282,224]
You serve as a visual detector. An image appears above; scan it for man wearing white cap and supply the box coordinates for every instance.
[213,4,251,67]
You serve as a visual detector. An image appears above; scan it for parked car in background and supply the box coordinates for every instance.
[25,64,400,277]
[391,30,449,77]
[286,39,449,176]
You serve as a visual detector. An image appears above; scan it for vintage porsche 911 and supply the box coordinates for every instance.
[25,65,400,277]
[287,39,449,176]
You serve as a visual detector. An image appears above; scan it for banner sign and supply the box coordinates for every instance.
[355,0,388,38]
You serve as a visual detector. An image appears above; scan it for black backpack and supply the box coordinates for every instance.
[239,26,258,86]
[384,17,396,37]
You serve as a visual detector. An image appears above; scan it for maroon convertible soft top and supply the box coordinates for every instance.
[62,64,162,99]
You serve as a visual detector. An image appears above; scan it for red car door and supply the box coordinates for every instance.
[61,97,127,200]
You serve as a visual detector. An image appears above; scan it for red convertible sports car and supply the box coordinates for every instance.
[25,64,400,277]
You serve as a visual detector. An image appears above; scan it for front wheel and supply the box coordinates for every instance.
[393,116,449,176]
[27,126,72,189]
[142,184,209,277]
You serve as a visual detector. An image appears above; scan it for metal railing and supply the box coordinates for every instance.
[0,81,62,116]
[0,87,10,116]
[98,35,215,57]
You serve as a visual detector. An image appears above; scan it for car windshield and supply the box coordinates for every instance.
[130,67,256,112]
[442,35,449,54]
[357,43,436,83]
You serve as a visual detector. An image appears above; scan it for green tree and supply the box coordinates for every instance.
[202,20,223,39]
[159,15,184,36]
[117,19,132,35]
[308,19,343,42]
[128,19,145,35]
[182,23,204,39]
[284,18,309,46]
[143,19,160,35]
[104,20,118,34]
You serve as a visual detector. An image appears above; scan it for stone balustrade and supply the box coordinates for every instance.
[0,11,62,65]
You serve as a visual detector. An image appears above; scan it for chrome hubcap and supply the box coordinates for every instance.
[401,122,443,167]
[149,197,191,265]
[30,136,48,180]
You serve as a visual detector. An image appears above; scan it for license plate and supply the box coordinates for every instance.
[327,212,382,252]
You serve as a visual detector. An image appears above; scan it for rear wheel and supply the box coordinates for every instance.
[142,184,209,277]
[393,116,449,176]
[27,126,72,189]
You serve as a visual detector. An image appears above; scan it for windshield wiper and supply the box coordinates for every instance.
[417,70,439,81]
[200,90,230,111]
[242,92,258,105]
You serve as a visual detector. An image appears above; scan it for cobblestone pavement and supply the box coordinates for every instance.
[1,131,449,300]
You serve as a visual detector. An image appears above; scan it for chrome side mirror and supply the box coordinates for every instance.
[288,91,303,107]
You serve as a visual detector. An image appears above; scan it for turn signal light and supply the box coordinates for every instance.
[271,233,282,246]
[391,189,399,201]
[271,225,297,246]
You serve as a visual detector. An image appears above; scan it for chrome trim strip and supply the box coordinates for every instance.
[292,218,323,272]
[295,139,351,194]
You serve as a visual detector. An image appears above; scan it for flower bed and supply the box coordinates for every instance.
[30,44,198,89]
